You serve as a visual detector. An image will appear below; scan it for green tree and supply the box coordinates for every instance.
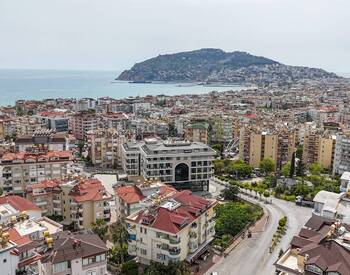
[290,152,296,178]
[111,222,128,247]
[91,219,108,240]
[309,163,323,176]
[121,261,139,275]
[213,160,225,174]
[0,187,3,197]
[296,145,303,160]
[282,161,291,177]
[259,158,276,175]
[263,190,270,202]
[144,261,191,275]
[108,244,128,266]
[215,202,262,237]
[221,185,239,201]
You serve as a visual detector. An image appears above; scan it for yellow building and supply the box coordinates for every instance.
[249,132,278,168]
[303,131,335,170]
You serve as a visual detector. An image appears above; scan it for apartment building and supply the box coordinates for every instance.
[15,116,47,136]
[0,195,42,223]
[185,121,209,144]
[36,111,69,132]
[210,115,233,144]
[26,178,112,230]
[102,112,129,131]
[121,139,216,191]
[87,128,125,169]
[0,233,18,275]
[302,130,336,170]
[115,179,176,219]
[333,132,350,175]
[15,129,67,152]
[0,151,73,195]
[38,230,107,275]
[249,131,278,168]
[126,190,217,265]
[238,126,251,163]
[9,216,63,274]
[69,111,98,140]
[275,215,350,275]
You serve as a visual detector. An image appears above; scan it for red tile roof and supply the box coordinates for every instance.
[0,195,41,212]
[128,190,214,234]
[1,151,73,162]
[70,178,111,202]
[115,186,145,204]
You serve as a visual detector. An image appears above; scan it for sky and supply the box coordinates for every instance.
[0,0,349,74]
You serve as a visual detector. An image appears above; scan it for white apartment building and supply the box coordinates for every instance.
[333,132,350,175]
[126,190,217,265]
[0,151,73,195]
[0,237,18,275]
[121,139,216,191]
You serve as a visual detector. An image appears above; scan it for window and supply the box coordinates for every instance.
[305,264,323,275]
[53,261,70,273]
[87,271,97,275]
[140,248,147,255]
[82,254,106,266]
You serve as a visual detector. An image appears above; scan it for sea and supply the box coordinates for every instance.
[0,69,246,107]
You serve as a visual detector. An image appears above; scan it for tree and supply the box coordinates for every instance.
[221,185,239,201]
[0,187,3,197]
[296,159,306,178]
[259,158,276,175]
[144,261,191,275]
[213,160,225,174]
[108,245,128,266]
[111,222,128,247]
[91,219,108,240]
[282,161,291,177]
[290,152,296,178]
[296,145,303,160]
[215,202,262,237]
[263,190,270,202]
[121,261,139,275]
[309,163,323,176]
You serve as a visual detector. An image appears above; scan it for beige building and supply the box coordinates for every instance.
[0,151,73,195]
[126,190,217,265]
[302,131,335,170]
[87,128,125,169]
[69,110,98,140]
[185,121,209,144]
[26,178,112,230]
[249,132,278,168]
[15,116,47,136]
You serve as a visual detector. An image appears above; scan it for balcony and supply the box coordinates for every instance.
[189,232,198,240]
[168,248,181,256]
[169,237,181,245]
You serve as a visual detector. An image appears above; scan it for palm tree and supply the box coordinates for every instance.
[91,219,108,240]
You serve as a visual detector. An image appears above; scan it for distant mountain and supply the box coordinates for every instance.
[117,48,339,84]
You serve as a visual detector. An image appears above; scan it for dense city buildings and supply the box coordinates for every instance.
[122,138,215,191]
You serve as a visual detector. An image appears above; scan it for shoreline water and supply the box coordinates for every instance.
[0,69,247,106]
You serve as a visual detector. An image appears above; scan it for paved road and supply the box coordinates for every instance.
[206,179,313,275]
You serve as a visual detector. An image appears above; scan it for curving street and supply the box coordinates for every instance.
[206,179,313,275]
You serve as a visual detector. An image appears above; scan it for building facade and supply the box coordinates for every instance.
[126,190,217,265]
[0,151,73,195]
[121,139,215,191]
